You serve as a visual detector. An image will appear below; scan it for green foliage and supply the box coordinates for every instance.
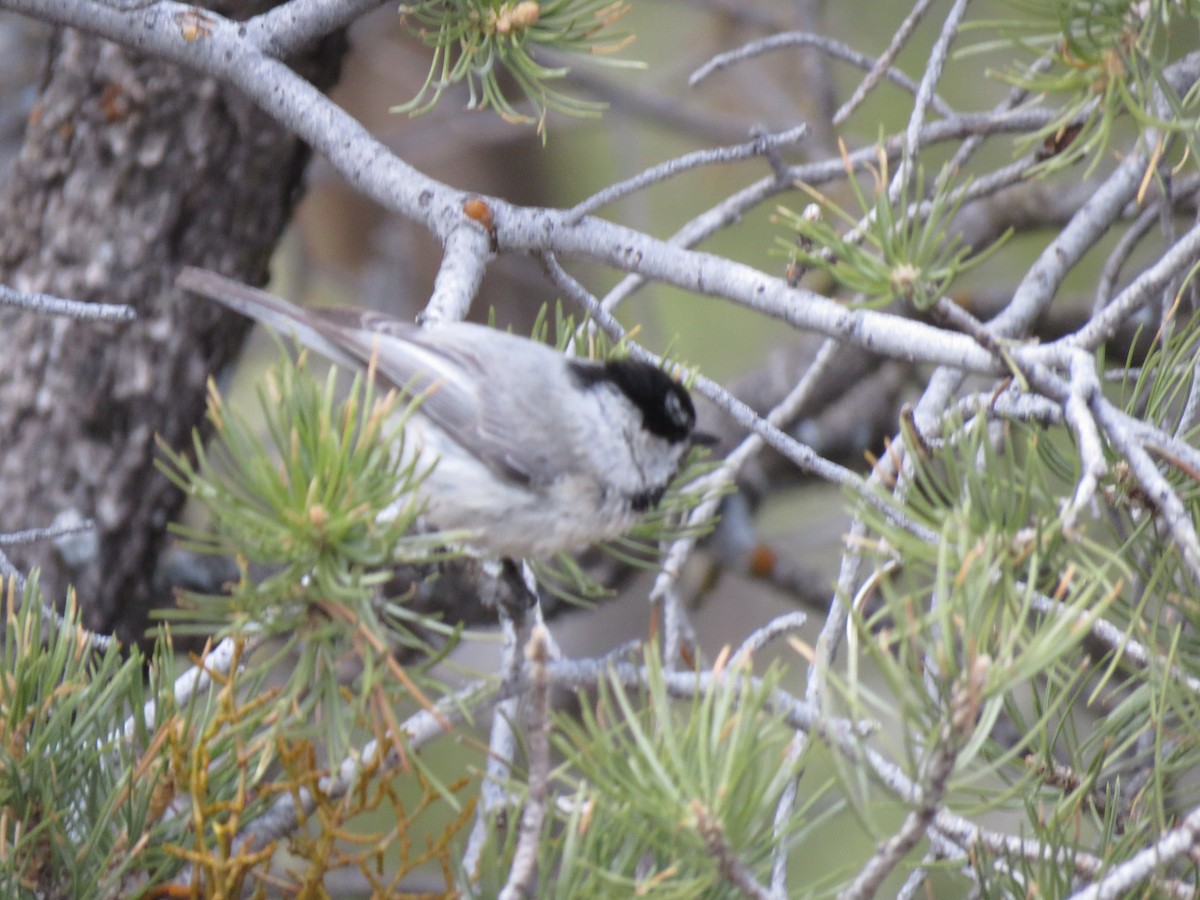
[830,326,1200,894]
[840,420,1092,808]
[144,348,494,885]
[966,0,1200,176]
[465,648,833,897]
[851,414,1123,756]
[395,0,642,134]
[157,348,464,764]
[0,573,472,897]
[0,578,285,897]
[0,578,160,898]
[157,343,450,623]
[159,349,443,595]
[1120,316,1200,442]
[775,147,1009,310]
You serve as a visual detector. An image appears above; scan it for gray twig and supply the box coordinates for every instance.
[461,599,528,884]
[690,30,953,121]
[0,522,116,651]
[834,0,940,126]
[420,221,491,324]
[567,125,808,223]
[0,282,135,321]
[499,625,552,900]
[244,0,390,57]
[1069,217,1200,351]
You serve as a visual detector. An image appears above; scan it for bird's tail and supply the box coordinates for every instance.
[176,266,362,371]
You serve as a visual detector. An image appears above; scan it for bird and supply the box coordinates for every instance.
[177,267,706,558]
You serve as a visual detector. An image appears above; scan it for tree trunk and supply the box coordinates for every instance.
[0,24,345,643]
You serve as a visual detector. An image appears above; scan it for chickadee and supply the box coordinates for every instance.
[177,267,706,558]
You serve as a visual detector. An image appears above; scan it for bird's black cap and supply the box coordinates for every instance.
[570,358,696,443]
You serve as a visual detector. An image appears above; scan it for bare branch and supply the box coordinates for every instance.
[899,0,972,168]
[567,123,808,222]
[692,800,777,900]
[0,521,116,652]
[0,282,136,321]
[690,30,954,121]
[1069,218,1200,351]
[245,0,389,57]
[499,625,552,900]
[1067,805,1200,900]
[421,220,492,324]
[834,0,940,125]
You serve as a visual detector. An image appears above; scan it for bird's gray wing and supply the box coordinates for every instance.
[375,323,590,487]
[176,268,574,486]
[315,314,583,487]
[262,307,486,457]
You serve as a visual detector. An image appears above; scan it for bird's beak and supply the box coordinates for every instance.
[690,430,720,447]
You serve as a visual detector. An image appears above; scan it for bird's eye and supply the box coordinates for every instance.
[665,391,688,427]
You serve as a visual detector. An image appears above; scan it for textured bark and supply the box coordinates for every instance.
[0,24,345,643]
